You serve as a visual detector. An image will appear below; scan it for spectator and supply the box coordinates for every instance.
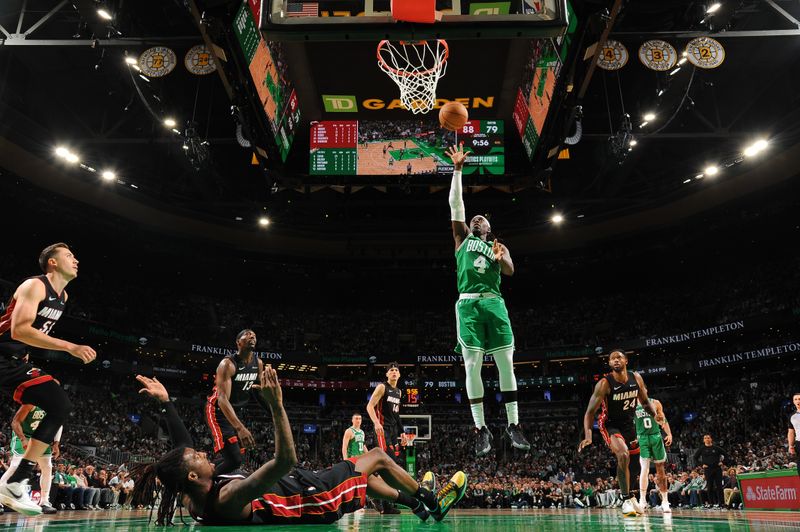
[722,468,741,509]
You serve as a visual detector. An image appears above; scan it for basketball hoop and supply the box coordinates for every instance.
[403,433,417,447]
[377,39,449,114]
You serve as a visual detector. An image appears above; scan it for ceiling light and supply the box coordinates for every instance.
[55,146,69,158]
[639,121,649,128]
[101,170,116,181]
[683,178,692,184]
[182,144,189,150]
[753,139,768,151]
[669,67,681,76]
[258,216,271,227]
[171,128,181,134]
[65,152,80,164]
[164,118,177,127]
[629,139,637,146]
[551,213,564,224]
[657,89,664,96]
[707,3,721,14]
[678,57,687,65]
[704,165,719,176]
[643,112,656,121]
[682,51,688,57]
[695,173,704,179]
[743,145,759,157]
[138,74,150,82]
[124,56,137,65]
[97,9,112,20]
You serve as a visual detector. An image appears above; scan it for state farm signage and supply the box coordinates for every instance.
[740,471,800,510]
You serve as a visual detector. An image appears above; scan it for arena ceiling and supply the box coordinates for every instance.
[1,0,799,252]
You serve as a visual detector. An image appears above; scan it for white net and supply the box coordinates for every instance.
[377,40,449,114]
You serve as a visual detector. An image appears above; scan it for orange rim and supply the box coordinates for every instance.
[377,39,449,77]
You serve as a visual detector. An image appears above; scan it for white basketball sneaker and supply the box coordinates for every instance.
[661,500,672,513]
[0,480,42,516]
[621,498,637,517]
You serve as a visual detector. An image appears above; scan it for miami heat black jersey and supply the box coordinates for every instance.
[601,371,640,428]
[0,276,66,346]
[225,354,259,408]
[378,381,402,428]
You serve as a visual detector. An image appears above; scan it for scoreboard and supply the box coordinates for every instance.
[309,119,505,176]
[309,121,358,174]
[455,120,504,175]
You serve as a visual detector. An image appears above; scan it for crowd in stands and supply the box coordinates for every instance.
[0,367,795,513]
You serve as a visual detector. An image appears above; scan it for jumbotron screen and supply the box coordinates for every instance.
[309,119,504,175]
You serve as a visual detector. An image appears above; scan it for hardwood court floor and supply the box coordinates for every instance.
[2,507,799,530]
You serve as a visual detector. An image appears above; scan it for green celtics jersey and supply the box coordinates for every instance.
[455,234,501,295]
[347,427,365,457]
[634,400,661,438]
[11,406,51,456]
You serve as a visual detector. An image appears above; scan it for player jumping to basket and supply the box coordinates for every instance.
[446,144,530,457]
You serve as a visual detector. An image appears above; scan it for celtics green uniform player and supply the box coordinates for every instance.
[446,144,530,457]
[342,413,368,459]
[0,405,62,513]
[635,398,672,512]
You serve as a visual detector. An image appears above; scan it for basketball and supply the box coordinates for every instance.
[439,101,469,131]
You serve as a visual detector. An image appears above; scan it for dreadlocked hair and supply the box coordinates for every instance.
[131,447,188,525]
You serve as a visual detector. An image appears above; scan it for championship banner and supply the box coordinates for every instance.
[138,47,177,78]
[738,470,800,510]
[685,37,725,69]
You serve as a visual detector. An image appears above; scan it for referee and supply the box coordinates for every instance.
[788,392,800,478]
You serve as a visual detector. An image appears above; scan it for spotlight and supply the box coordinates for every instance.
[753,139,768,151]
[643,112,656,121]
[101,170,116,181]
[669,67,681,76]
[55,146,70,158]
[695,173,704,180]
[551,213,564,224]
[65,152,80,164]
[164,118,177,127]
[97,9,113,20]
[258,216,271,227]
[138,74,150,82]
[629,139,638,146]
[683,178,692,184]
[678,57,687,65]
[639,121,649,128]
[707,3,721,14]
[743,145,758,158]
[124,56,137,65]
[704,165,719,176]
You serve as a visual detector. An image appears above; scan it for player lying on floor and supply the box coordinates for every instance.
[131,368,467,525]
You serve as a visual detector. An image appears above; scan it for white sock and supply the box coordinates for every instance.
[470,402,485,429]
[661,492,669,505]
[505,401,519,425]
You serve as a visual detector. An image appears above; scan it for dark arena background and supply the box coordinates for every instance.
[1,0,800,530]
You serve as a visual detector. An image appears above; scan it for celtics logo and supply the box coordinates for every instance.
[685,37,725,69]
[185,45,217,76]
[638,40,677,71]
[597,40,628,71]
[138,47,177,78]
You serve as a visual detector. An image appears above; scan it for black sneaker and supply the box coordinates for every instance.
[381,501,401,515]
[41,504,57,514]
[505,423,531,451]
[474,426,493,457]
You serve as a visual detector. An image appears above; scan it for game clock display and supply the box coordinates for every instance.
[309,119,504,176]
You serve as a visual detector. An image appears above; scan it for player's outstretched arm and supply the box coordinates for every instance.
[215,358,256,449]
[136,375,193,448]
[10,279,95,363]
[219,365,297,511]
[633,372,656,417]
[579,379,609,452]
[445,144,469,248]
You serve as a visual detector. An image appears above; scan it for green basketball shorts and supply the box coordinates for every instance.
[454,294,514,354]
[638,433,667,462]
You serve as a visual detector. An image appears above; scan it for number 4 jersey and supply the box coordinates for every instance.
[455,234,501,296]
[11,406,55,456]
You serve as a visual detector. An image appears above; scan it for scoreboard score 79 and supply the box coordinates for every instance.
[458,120,504,175]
